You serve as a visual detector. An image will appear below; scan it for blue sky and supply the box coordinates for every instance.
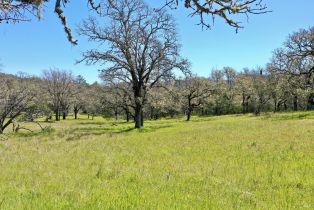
[0,0,313,83]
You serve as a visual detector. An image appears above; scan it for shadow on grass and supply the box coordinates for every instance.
[76,121,106,126]
[11,128,56,139]
[118,124,173,133]
[77,121,131,126]
[187,116,220,122]
[65,124,173,141]
[262,112,314,121]
[65,131,110,141]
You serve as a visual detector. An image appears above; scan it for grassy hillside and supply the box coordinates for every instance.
[0,113,313,209]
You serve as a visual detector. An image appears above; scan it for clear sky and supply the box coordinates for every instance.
[0,1,313,83]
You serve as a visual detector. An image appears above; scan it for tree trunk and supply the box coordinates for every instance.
[273,99,278,113]
[134,102,142,128]
[255,96,264,115]
[125,109,130,122]
[242,94,246,114]
[245,96,250,113]
[62,112,66,120]
[293,95,298,111]
[115,110,118,120]
[254,101,261,116]
[277,102,281,112]
[186,110,191,121]
[284,101,288,111]
[141,110,144,127]
[0,122,3,134]
[134,86,144,128]
[187,97,193,121]
[134,113,141,128]
[74,107,79,119]
[186,106,192,121]
[150,106,154,120]
[245,102,248,113]
[74,112,78,119]
[0,119,3,134]
[254,107,261,116]
[1,118,14,134]
[55,108,60,121]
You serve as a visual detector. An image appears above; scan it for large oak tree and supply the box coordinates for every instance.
[78,0,188,128]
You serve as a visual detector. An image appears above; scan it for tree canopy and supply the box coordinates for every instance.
[0,0,269,44]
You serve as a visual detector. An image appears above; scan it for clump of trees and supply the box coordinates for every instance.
[0,70,103,134]
[177,76,212,121]
[42,68,75,121]
[269,27,314,110]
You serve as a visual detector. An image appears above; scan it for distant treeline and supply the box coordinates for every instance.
[0,63,313,134]
[0,26,313,132]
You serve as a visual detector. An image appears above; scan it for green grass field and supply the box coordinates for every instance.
[0,112,313,209]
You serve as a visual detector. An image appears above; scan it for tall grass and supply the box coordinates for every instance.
[0,112,313,209]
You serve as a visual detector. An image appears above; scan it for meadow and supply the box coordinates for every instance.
[0,112,313,209]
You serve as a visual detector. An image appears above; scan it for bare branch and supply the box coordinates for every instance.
[162,0,270,31]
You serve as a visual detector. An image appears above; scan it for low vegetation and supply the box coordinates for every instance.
[0,112,313,209]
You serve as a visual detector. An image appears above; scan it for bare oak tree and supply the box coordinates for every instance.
[178,76,211,121]
[72,75,88,119]
[271,27,314,79]
[42,68,74,121]
[0,74,34,133]
[236,70,254,113]
[269,27,314,109]
[78,0,188,128]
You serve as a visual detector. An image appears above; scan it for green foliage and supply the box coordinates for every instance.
[0,113,313,209]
